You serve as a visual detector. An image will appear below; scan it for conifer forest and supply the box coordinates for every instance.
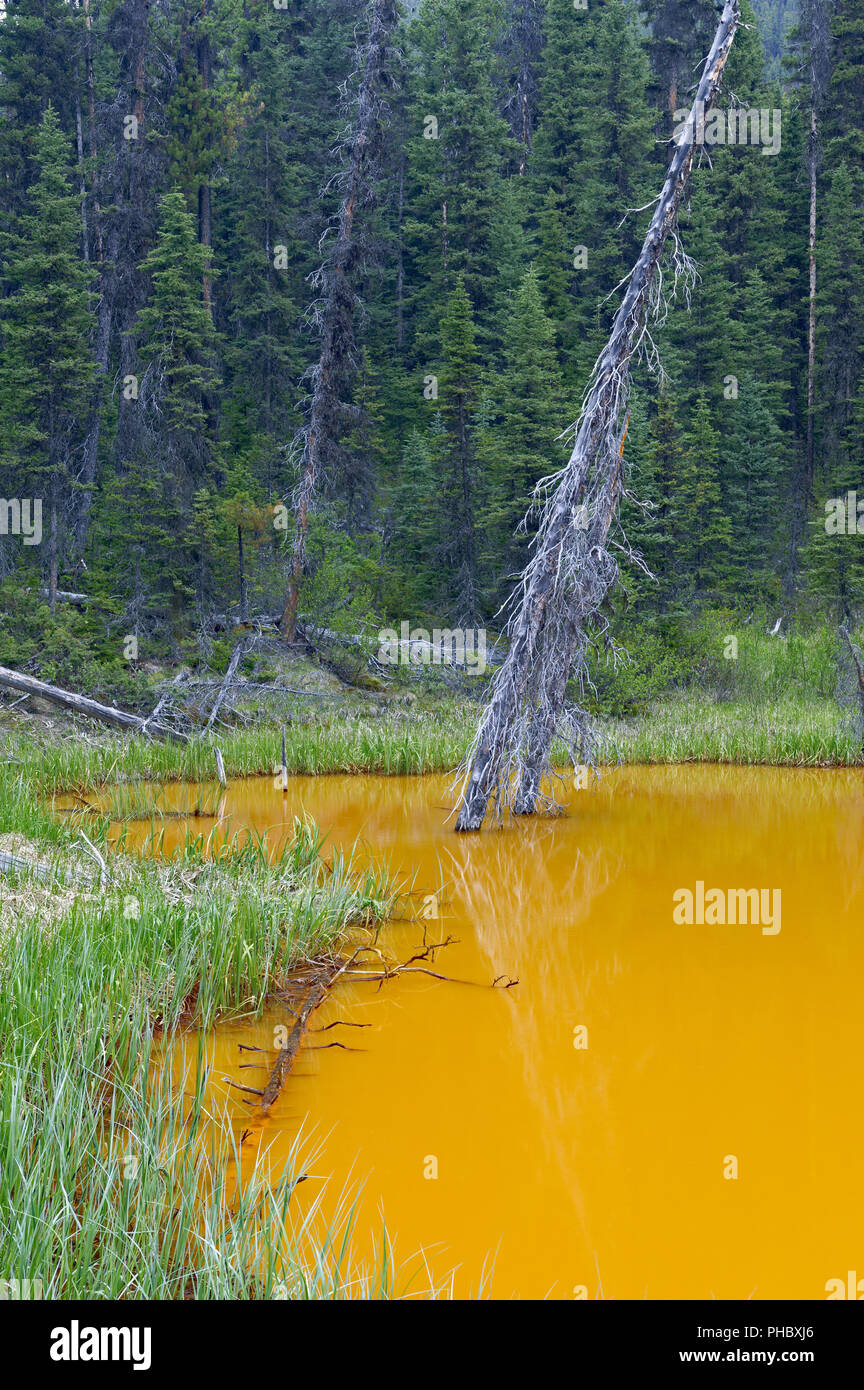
[2,0,864,1344]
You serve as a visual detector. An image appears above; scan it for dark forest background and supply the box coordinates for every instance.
[1,0,862,706]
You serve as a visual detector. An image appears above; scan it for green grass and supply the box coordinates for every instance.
[17,705,476,795]
[0,760,415,1299]
[608,694,862,766]
[3,620,860,800]
[11,689,862,812]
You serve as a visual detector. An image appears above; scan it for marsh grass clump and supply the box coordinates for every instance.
[11,702,476,795]
[0,759,404,1299]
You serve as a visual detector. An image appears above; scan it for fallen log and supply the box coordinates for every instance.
[40,589,90,606]
[0,849,96,888]
[0,666,187,743]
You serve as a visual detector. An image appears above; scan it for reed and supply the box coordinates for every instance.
[0,762,414,1299]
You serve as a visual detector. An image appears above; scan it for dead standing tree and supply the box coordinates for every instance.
[456,1,742,832]
[280,0,400,642]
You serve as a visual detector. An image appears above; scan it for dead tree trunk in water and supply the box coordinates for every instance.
[455,1,742,832]
[280,0,399,641]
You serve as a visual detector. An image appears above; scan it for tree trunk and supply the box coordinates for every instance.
[237,525,248,623]
[280,0,399,640]
[48,478,58,616]
[806,104,818,492]
[198,6,213,313]
[75,86,89,262]
[455,1,742,832]
[83,0,102,261]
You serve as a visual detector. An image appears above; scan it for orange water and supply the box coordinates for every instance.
[121,765,864,1298]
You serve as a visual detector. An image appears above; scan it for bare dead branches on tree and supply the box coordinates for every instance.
[455,1,743,832]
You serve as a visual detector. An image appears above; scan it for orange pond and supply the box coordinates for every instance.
[117,765,864,1299]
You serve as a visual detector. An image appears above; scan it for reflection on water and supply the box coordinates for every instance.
[119,765,864,1298]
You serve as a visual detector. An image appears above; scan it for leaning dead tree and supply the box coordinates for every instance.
[455,1,742,832]
[280,0,399,641]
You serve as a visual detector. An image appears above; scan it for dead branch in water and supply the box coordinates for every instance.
[342,935,516,990]
[454,1,743,830]
[234,932,513,1116]
[259,959,342,1115]
[310,1019,371,1032]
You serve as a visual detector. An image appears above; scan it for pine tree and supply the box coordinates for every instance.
[217,4,307,488]
[0,0,80,220]
[638,388,681,607]
[0,106,94,607]
[719,373,785,598]
[638,1,718,115]
[805,156,864,617]
[386,424,446,616]
[135,188,221,497]
[478,264,565,601]
[438,275,481,620]
[496,0,546,175]
[672,390,732,600]
[403,0,517,356]
[531,0,656,384]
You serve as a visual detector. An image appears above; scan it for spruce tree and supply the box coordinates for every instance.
[438,275,481,620]
[135,188,221,496]
[673,390,732,601]
[403,0,516,355]
[719,373,785,599]
[531,0,655,385]
[0,0,80,220]
[478,264,565,602]
[0,106,94,607]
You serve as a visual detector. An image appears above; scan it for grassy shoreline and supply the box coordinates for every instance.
[0,739,406,1298]
[3,690,860,801]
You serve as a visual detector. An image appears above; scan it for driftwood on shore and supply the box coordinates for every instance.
[0,837,107,889]
[0,849,80,885]
[0,665,188,743]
